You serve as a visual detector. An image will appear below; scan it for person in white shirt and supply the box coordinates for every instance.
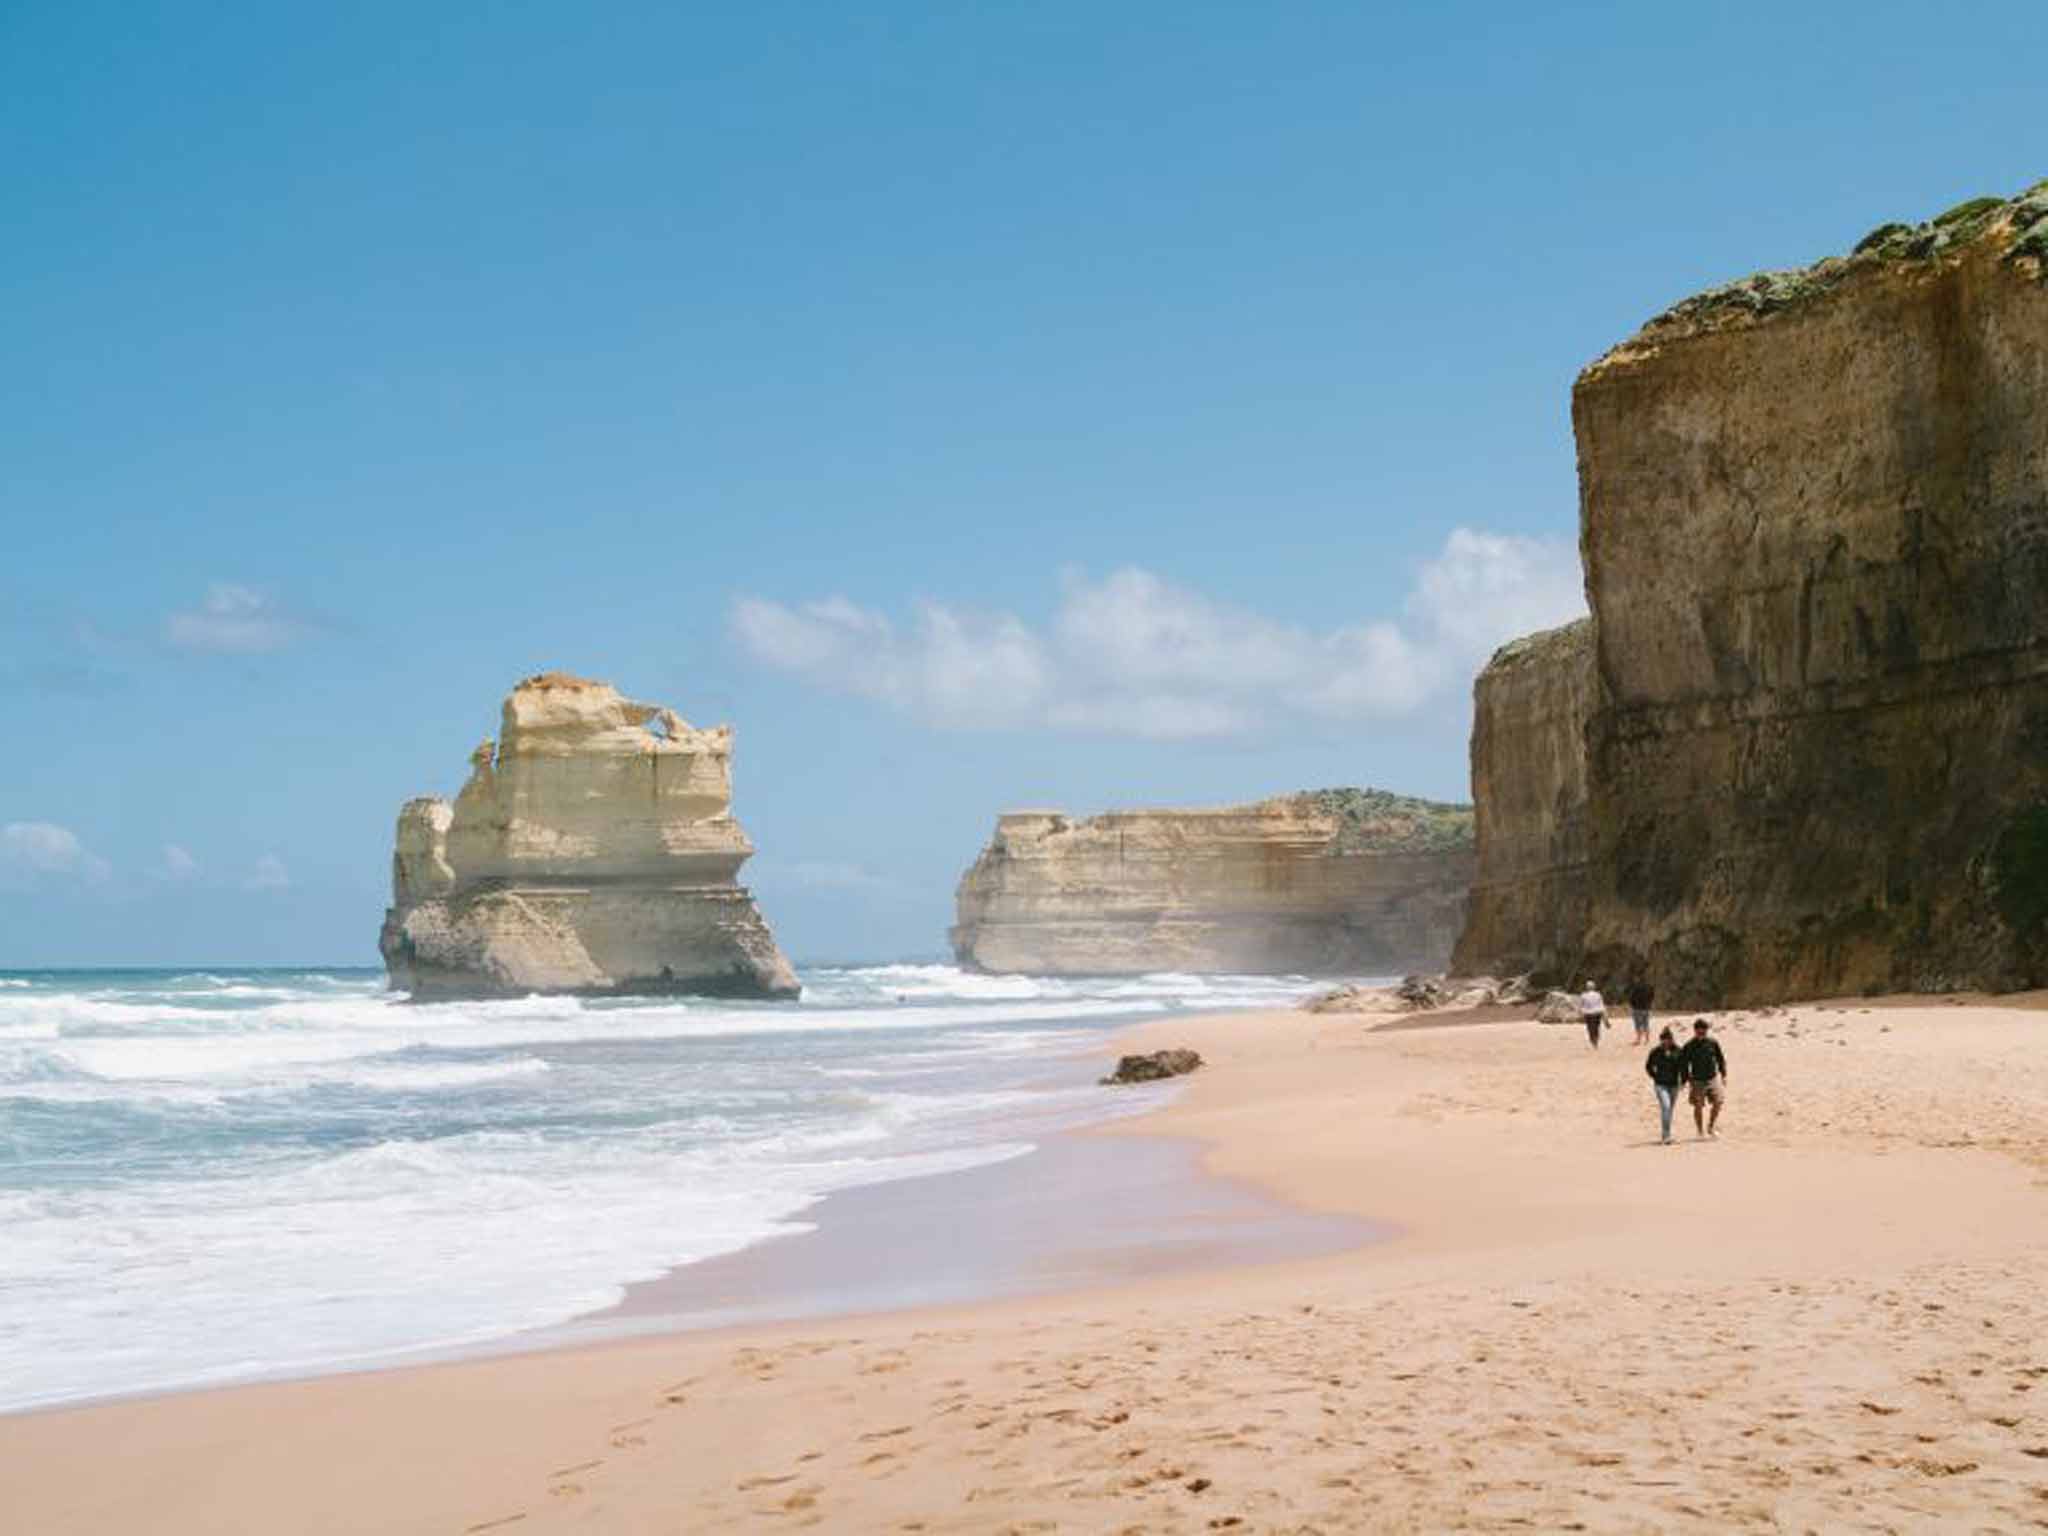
[1578,981,1606,1049]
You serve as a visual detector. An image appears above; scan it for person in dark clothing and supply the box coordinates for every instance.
[1678,1018,1728,1138]
[1644,1026,1685,1143]
[1626,978,1656,1045]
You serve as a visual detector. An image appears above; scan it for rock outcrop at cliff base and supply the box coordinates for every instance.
[380,673,798,1001]
[953,789,1474,976]
[1454,179,2048,1005]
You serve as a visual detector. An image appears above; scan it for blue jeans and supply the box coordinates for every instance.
[1653,1084,1677,1141]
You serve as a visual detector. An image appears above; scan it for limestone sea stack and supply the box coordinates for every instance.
[379,673,799,1001]
[1453,180,2048,1004]
[952,789,1474,976]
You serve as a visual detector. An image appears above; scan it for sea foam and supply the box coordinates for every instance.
[0,962,1327,1411]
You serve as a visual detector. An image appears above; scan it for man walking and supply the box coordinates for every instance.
[1578,980,1606,1049]
[1679,1018,1728,1138]
[1626,977,1655,1045]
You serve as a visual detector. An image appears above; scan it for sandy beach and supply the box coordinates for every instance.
[9,994,2048,1533]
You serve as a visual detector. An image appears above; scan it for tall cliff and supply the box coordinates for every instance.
[952,789,1474,976]
[1456,180,2048,1003]
[1449,620,1594,981]
[379,673,798,1000]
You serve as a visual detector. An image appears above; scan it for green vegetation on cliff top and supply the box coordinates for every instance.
[1640,177,2048,338]
[1291,787,1475,854]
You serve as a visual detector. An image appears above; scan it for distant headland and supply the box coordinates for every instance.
[951,788,1474,976]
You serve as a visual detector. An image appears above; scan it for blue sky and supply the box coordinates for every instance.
[4,1,2044,965]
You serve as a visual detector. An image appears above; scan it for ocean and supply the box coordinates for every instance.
[0,963,1322,1413]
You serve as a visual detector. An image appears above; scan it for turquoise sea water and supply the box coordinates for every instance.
[0,964,1321,1412]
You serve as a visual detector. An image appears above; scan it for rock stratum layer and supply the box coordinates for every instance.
[952,790,1474,976]
[379,673,798,1000]
[1455,181,2048,1004]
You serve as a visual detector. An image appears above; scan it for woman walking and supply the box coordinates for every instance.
[1645,1026,1684,1144]
[1578,980,1606,1049]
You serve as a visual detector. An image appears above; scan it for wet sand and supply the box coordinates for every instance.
[546,1127,1369,1341]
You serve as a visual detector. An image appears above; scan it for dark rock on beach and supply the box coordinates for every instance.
[1101,1049,1204,1085]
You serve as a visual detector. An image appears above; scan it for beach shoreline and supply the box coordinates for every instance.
[8,992,2047,1532]
[0,999,1353,1419]
[0,965,1328,1419]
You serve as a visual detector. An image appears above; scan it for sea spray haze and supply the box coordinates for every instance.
[0,964,1320,1411]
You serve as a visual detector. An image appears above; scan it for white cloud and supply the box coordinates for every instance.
[165,584,305,655]
[730,596,1052,729]
[1405,528,1587,658]
[731,527,1586,740]
[244,853,290,891]
[1,821,112,884]
[158,844,200,881]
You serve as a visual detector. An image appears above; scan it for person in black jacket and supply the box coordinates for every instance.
[1644,1026,1685,1144]
[1626,978,1656,1045]
[1678,1018,1729,1139]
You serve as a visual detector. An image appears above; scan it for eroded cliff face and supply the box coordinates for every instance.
[379,673,798,1000]
[1448,620,1594,982]
[952,789,1474,976]
[1455,182,2048,1003]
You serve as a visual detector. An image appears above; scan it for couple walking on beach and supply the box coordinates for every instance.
[1575,979,1730,1142]
[1644,1020,1728,1144]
